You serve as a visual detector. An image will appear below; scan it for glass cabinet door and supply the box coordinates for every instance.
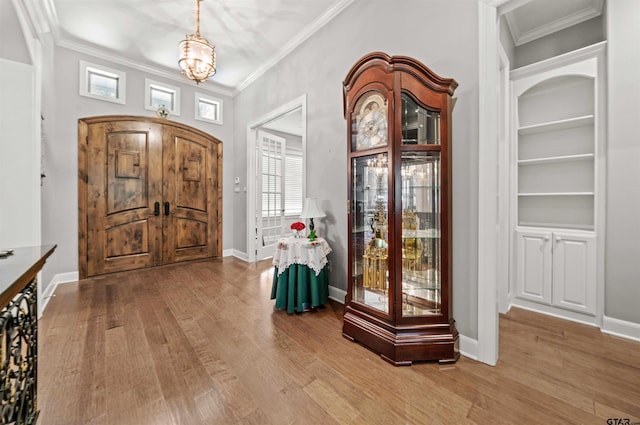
[401,93,440,145]
[351,153,389,313]
[400,151,441,316]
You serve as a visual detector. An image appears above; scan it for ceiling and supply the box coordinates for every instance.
[39,0,352,95]
[262,107,303,136]
[35,0,602,96]
[501,0,604,46]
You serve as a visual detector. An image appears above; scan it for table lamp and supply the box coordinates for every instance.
[300,197,326,232]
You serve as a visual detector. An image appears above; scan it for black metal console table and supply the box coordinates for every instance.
[0,245,56,425]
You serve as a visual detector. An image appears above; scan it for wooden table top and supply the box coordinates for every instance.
[0,244,56,307]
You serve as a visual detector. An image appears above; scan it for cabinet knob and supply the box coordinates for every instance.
[544,236,550,241]
[555,236,562,243]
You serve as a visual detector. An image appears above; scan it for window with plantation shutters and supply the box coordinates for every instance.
[256,130,305,259]
[284,149,303,216]
[256,131,286,259]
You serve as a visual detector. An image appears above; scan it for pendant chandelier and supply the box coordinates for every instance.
[178,0,216,84]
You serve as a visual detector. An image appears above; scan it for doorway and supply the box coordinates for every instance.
[246,95,307,262]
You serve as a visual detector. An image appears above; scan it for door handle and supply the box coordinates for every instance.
[154,201,160,216]
[164,201,170,216]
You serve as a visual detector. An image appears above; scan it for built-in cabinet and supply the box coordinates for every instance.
[511,43,605,323]
[515,228,596,315]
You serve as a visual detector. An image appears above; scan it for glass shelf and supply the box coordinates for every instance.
[404,185,440,190]
[403,270,440,290]
[402,229,440,239]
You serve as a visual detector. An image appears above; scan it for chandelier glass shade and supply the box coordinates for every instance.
[179,0,216,84]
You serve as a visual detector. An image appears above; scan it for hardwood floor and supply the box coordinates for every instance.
[38,257,640,425]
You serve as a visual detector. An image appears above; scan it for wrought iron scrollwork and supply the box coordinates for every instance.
[0,279,38,425]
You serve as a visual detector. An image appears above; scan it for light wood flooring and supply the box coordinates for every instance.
[38,257,640,424]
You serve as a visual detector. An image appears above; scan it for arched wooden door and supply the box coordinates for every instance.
[78,116,222,278]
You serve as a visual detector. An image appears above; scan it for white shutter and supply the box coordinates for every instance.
[284,149,303,216]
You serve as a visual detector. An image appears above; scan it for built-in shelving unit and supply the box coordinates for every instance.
[510,42,606,324]
[515,73,596,231]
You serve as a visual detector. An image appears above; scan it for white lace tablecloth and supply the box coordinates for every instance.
[272,236,332,276]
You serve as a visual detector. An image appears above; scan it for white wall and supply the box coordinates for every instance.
[499,14,515,64]
[40,31,57,289]
[233,0,481,339]
[605,0,640,324]
[0,0,30,65]
[513,16,605,69]
[41,46,235,283]
[0,0,40,250]
[0,59,39,248]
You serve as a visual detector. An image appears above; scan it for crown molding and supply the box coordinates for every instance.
[233,0,355,95]
[40,0,60,40]
[57,38,234,97]
[31,0,353,97]
[19,0,51,37]
[39,0,233,97]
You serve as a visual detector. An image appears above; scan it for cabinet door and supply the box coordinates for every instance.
[163,126,219,263]
[515,229,552,305]
[552,231,596,315]
[399,151,442,318]
[85,121,164,276]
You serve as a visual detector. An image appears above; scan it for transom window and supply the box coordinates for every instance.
[79,60,126,104]
[195,93,223,124]
[145,79,181,116]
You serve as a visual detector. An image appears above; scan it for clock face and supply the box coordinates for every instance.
[353,93,387,151]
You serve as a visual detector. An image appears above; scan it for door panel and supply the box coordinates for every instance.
[86,121,163,276]
[105,220,149,257]
[552,232,596,315]
[163,127,218,263]
[515,229,552,305]
[176,137,207,211]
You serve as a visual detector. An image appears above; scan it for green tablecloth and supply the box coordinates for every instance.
[270,264,329,314]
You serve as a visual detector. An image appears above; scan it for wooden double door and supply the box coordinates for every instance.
[79,116,222,278]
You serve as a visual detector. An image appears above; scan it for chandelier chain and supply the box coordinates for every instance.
[195,0,201,37]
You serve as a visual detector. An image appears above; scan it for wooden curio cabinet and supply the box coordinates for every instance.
[342,52,459,365]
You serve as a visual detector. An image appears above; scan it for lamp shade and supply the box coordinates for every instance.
[300,198,325,219]
[179,35,216,83]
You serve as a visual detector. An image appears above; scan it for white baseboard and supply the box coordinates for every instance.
[509,301,640,343]
[223,249,249,261]
[41,271,79,314]
[459,334,478,361]
[510,299,599,328]
[602,315,640,343]
[328,285,346,304]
